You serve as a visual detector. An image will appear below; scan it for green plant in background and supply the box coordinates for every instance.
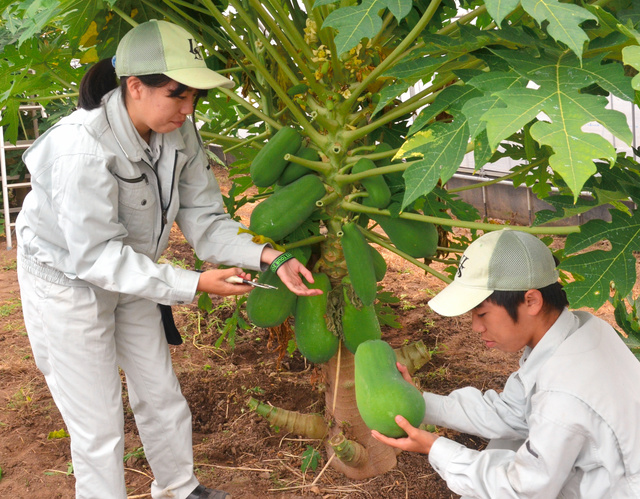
[2,0,640,479]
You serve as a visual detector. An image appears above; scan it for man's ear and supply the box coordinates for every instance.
[524,289,544,316]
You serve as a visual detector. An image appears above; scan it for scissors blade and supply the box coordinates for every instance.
[225,275,278,289]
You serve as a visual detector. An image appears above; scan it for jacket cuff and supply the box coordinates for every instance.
[423,392,448,425]
[170,268,201,305]
[428,437,465,476]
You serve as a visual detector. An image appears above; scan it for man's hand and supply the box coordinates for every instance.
[371,415,439,454]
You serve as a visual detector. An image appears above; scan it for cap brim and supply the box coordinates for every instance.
[164,67,235,90]
[428,281,493,317]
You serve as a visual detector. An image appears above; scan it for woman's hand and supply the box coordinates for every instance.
[260,247,323,297]
[371,415,439,455]
[276,257,323,296]
[196,267,253,296]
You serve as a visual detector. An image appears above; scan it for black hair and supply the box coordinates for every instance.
[78,58,208,110]
[486,282,569,323]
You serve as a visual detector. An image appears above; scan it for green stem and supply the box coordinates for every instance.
[360,227,452,283]
[223,131,270,154]
[283,152,332,175]
[266,0,316,62]
[335,162,409,185]
[217,87,280,130]
[346,76,459,143]
[199,131,244,144]
[283,235,327,250]
[109,4,138,26]
[341,0,443,112]
[19,93,79,102]
[228,0,299,85]
[369,11,396,48]
[448,160,546,194]
[342,201,581,235]
[249,0,323,95]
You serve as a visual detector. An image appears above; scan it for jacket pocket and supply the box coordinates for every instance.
[114,173,157,254]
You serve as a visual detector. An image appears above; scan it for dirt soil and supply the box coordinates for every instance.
[0,166,635,499]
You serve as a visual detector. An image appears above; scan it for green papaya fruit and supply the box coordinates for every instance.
[246,269,297,328]
[352,158,391,209]
[355,339,426,437]
[370,215,438,259]
[249,175,325,241]
[341,222,377,306]
[250,127,302,187]
[342,283,381,354]
[370,245,387,282]
[294,273,338,364]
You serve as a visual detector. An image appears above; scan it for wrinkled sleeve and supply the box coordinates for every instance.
[423,370,529,440]
[174,131,266,271]
[427,392,589,499]
[53,154,199,305]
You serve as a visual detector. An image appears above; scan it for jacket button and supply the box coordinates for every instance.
[141,199,147,206]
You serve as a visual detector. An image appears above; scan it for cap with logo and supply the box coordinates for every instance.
[428,229,559,317]
[115,19,234,91]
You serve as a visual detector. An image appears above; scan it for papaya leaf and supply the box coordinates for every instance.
[322,0,412,55]
[483,0,520,26]
[409,84,480,136]
[622,46,640,91]
[371,81,410,117]
[520,0,596,60]
[398,119,469,209]
[482,50,633,199]
[560,209,640,310]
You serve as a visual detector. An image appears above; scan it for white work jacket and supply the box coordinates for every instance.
[424,308,640,498]
[16,87,265,305]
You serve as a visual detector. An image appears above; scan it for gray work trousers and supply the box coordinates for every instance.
[18,257,199,499]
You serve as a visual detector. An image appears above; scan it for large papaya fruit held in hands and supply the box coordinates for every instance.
[371,214,438,259]
[294,273,339,364]
[249,175,325,242]
[341,222,378,307]
[355,339,426,438]
[250,127,302,187]
[246,269,297,328]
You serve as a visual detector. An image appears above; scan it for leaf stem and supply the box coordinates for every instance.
[342,201,581,235]
[359,227,452,283]
[283,152,332,175]
[340,0,443,113]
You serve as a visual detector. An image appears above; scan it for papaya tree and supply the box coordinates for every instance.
[2,0,640,479]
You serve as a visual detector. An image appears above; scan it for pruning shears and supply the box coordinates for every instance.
[225,275,278,290]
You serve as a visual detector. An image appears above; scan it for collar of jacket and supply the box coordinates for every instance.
[104,87,187,163]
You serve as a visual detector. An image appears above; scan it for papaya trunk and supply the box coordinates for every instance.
[322,342,397,479]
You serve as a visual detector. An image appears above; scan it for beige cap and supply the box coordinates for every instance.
[115,20,234,90]
[428,229,559,317]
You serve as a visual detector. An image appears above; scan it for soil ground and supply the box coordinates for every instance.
[0,166,636,498]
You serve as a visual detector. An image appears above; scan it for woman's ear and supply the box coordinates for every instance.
[126,76,144,100]
[524,289,544,316]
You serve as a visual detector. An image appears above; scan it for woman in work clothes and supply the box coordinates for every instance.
[15,20,319,499]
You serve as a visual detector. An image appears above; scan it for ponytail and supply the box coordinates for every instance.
[78,58,119,110]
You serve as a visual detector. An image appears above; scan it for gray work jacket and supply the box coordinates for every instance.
[16,87,265,305]
[425,309,640,498]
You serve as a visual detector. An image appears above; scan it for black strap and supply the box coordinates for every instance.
[159,304,183,345]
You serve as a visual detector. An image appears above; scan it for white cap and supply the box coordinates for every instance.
[428,229,559,317]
